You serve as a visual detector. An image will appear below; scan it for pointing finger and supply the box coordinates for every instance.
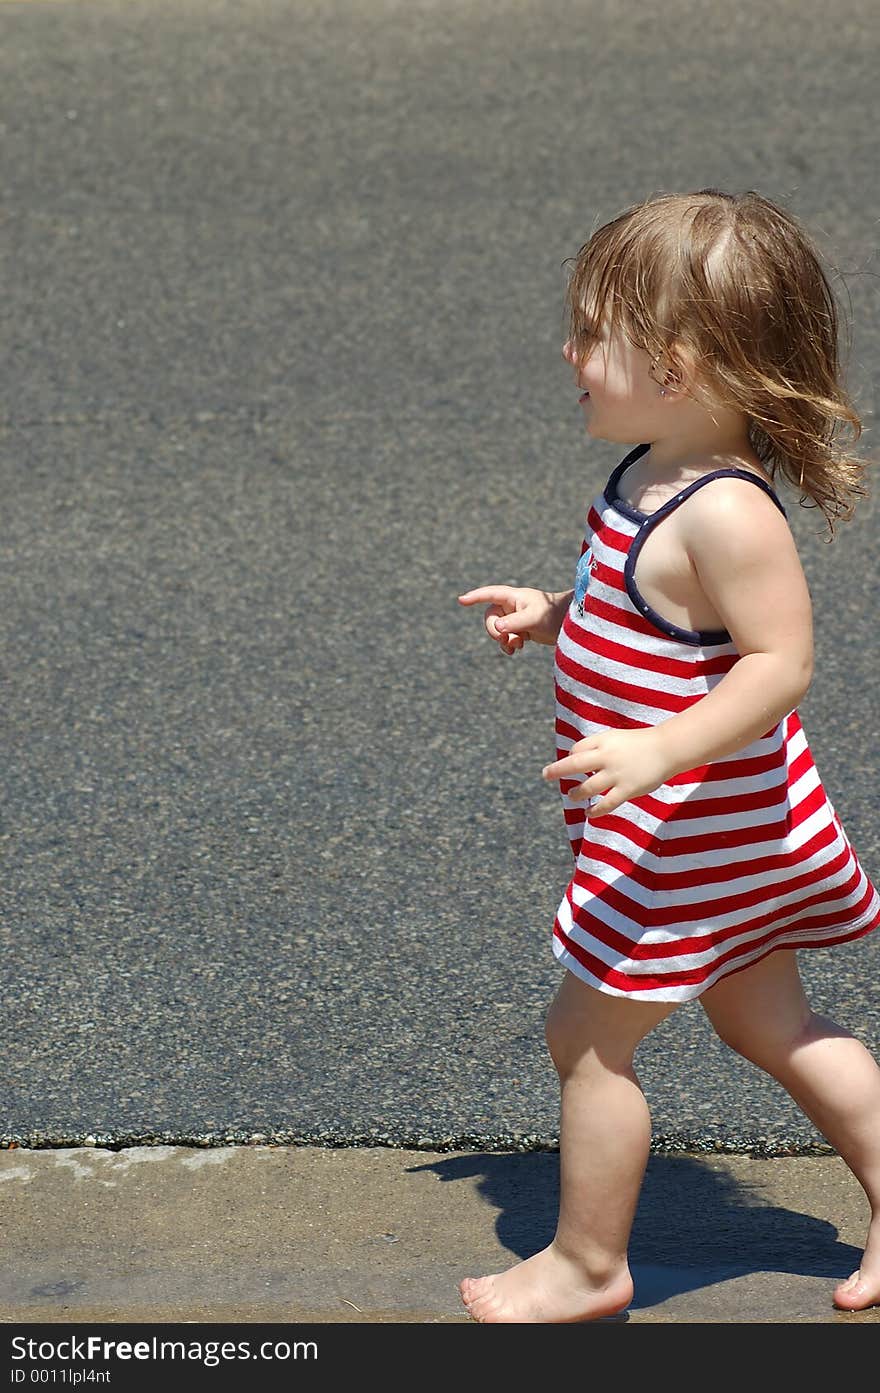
[457,586,517,606]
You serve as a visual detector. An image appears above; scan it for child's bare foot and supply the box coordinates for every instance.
[833,1221,880,1311]
[458,1242,633,1323]
[833,1267,880,1312]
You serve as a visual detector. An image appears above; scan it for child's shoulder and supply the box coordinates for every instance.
[678,458,795,559]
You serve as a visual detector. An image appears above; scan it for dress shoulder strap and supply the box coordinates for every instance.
[661,467,788,519]
[605,444,787,522]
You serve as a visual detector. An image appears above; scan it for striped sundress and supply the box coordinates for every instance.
[552,442,880,1002]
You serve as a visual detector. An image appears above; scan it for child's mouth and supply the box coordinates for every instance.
[579,391,591,403]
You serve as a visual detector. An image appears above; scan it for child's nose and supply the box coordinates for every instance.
[563,339,576,365]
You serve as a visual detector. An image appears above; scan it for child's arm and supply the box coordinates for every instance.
[458,585,572,655]
[656,480,814,770]
[542,481,814,816]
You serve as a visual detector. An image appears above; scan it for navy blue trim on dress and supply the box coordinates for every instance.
[605,444,788,648]
[603,443,653,522]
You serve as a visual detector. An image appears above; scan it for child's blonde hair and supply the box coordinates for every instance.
[564,188,868,539]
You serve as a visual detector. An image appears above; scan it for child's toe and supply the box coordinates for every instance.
[833,1270,869,1309]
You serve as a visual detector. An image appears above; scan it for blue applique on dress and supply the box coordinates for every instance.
[574,547,593,616]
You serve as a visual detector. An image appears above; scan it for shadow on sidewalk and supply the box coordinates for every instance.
[408,1151,862,1309]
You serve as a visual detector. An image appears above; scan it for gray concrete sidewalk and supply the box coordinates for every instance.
[1,1145,878,1324]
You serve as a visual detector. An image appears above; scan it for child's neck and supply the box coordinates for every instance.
[644,424,756,474]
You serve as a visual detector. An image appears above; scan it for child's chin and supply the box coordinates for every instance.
[586,420,614,442]
[588,421,639,446]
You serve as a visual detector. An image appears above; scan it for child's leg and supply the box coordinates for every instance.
[459,969,677,1322]
[700,948,880,1311]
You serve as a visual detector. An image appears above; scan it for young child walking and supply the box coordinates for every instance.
[457,188,880,1322]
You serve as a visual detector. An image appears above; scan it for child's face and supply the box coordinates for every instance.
[562,307,671,446]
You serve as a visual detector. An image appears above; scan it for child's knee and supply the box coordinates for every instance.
[544,1014,642,1080]
[544,995,603,1075]
[544,1004,575,1075]
[543,982,664,1076]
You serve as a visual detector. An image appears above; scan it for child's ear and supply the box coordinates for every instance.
[659,342,707,399]
[666,342,695,391]
[650,349,686,394]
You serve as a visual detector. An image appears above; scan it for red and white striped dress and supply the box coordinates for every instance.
[552,443,880,1002]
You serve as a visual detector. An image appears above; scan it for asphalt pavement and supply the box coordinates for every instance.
[1,0,879,1328]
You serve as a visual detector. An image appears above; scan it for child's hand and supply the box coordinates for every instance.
[542,728,673,817]
[458,585,568,654]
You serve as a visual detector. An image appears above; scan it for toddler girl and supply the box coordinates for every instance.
[458,188,880,1321]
